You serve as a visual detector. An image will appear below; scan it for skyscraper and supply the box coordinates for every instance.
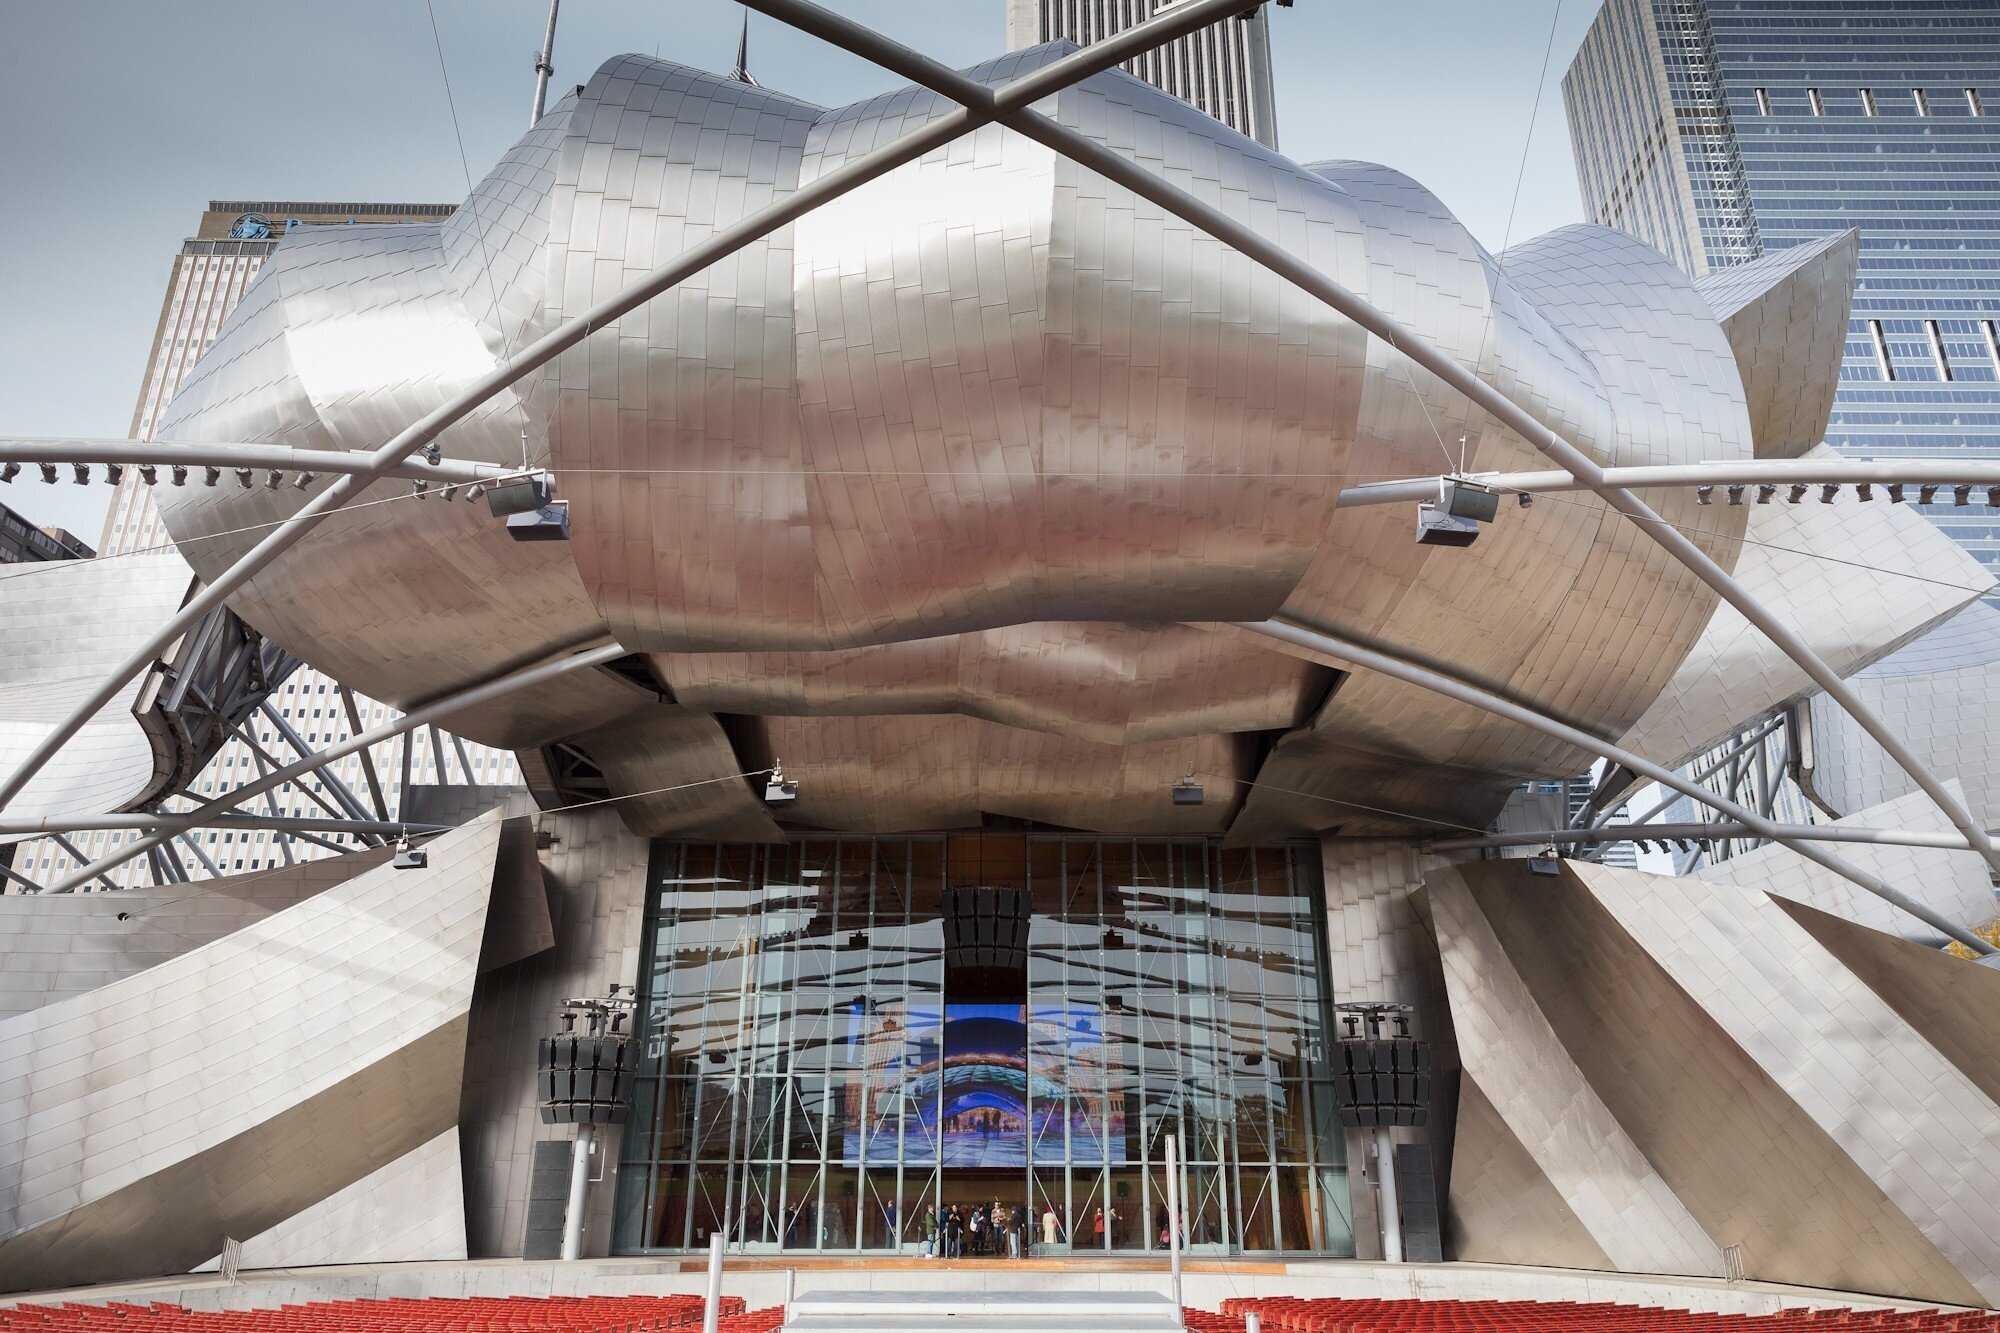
[46,200,519,889]
[1004,0,1279,149]
[1563,0,2000,586]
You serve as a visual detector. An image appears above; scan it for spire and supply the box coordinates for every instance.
[730,10,758,86]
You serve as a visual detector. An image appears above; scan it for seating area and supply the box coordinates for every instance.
[1193,1299,2000,1332]
[0,1296,773,1333]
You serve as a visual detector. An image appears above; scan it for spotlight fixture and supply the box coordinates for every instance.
[293,471,316,489]
[1788,484,1808,504]
[506,500,571,541]
[1695,485,1714,505]
[39,463,57,483]
[104,463,123,484]
[1856,482,1873,501]
[1726,484,1745,506]
[1955,485,1972,506]
[486,471,555,517]
[764,760,798,803]
[412,479,431,499]
[1989,486,2000,508]
[391,833,428,870]
[235,467,253,488]
[422,441,443,466]
[1887,483,1906,503]
[138,464,156,485]
[203,466,220,486]
[1919,484,1938,504]
[265,470,283,489]
[1172,771,1205,805]
[1756,484,1776,504]
[70,463,89,484]
[1416,476,1497,547]
[171,465,189,486]
[1526,848,1561,877]
[1516,491,1533,508]
[1,462,17,483]
[1820,484,1839,504]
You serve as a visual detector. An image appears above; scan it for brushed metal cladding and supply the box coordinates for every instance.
[0,553,200,832]
[563,707,785,842]
[652,622,1327,744]
[1695,229,1859,459]
[1425,861,1725,1276]
[1616,443,1993,771]
[151,104,608,734]
[0,849,391,1020]
[1775,895,2000,1108]
[1445,1073,1616,1273]
[146,46,1877,836]
[1697,785,1995,940]
[194,1129,467,1271]
[1458,858,1992,1306]
[0,814,503,1291]
[1808,603,2000,827]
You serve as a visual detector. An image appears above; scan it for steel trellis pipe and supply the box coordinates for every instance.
[1236,617,1998,957]
[0,438,503,486]
[0,813,451,837]
[38,641,624,892]
[1335,459,2000,507]
[0,0,1267,821]
[1424,821,1994,855]
[731,0,2000,884]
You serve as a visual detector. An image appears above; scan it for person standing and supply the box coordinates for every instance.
[945,1204,963,1258]
[1092,1206,1106,1249]
[968,1201,984,1255]
[923,1204,938,1259]
[1002,1202,1021,1258]
[1041,1203,1060,1249]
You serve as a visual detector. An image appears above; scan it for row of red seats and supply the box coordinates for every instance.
[0,1296,765,1333]
[1192,1298,2000,1332]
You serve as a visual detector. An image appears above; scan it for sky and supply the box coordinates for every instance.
[0,0,1601,543]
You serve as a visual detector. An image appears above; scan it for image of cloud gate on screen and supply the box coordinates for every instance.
[7,21,2000,1311]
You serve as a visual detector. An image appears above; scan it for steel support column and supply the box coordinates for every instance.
[338,686,392,822]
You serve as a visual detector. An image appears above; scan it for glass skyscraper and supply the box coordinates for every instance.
[1564,0,2000,588]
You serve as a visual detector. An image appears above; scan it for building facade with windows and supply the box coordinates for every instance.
[1564,0,2000,587]
[1004,0,1279,148]
[23,201,519,889]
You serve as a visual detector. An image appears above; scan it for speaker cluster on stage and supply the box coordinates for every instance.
[1329,1001,1432,1128]
[537,987,637,1125]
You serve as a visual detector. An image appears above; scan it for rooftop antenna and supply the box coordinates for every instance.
[731,9,759,86]
[530,0,561,126]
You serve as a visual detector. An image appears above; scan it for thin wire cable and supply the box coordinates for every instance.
[426,0,531,469]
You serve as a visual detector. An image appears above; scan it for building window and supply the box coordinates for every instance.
[1808,87,1825,116]
[1925,320,1953,381]
[1754,87,1772,116]
[1913,88,1931,116]
[1969,88,1986,117]
[1868,320,1896,381]
[1860,88,1878,116]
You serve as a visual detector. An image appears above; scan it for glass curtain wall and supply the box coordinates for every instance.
[613,835,1352,1256]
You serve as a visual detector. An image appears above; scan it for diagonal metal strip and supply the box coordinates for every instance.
[729,0,2000,887]
[0,0,1263,820]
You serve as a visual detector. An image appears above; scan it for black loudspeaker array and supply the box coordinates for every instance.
[538,989,637,1125]
[1330,1002,1431,1129]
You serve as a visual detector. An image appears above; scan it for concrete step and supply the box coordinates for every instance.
[781,1289,1186,1333]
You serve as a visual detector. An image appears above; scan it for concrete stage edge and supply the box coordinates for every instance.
[0,1258,1980,1318]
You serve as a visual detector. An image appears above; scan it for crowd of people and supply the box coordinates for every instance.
[920,1200,1047,1258]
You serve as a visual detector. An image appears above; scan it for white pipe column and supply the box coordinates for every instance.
[702,1232,725,1333]
[560,1123,594,1261]
[1164,1132,1183,1309]
[1375,1127,1403,1263]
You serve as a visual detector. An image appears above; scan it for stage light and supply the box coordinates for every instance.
[1172,772,1204,805]
[1919,484,1938,504]
[1726,485,1745,505]
[1788,484,1808,503]
[391,834,428,870]
[265,470,283,489]
[235,467,253,488]
[1,463,18,483]
[486,472,555,517]
[1516,491,1533,508]
[138,464,156,485]
[1696,485,1714,505]
[1820,484,1838,504]
[765,761,798,803]
[105,464,123,484]
[293,471,316,489]
[172,465,188,486]
[1955,485,1971,506]
[39,464,57,483]
[1887,483,1905,503]
[1757,484,1776,504]
[506,501,571,541]
[1856,482,1873,501]
[70,463,89,484]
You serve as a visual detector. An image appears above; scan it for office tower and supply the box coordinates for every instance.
[1563,1,2000,585]
[0,501,93,565]
[1004,0,1279,148]
[51,201,517,889]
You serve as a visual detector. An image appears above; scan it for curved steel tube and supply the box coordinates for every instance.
[1336,460,2000,508]
[0,0,1254,820]
[0,437,507,487]
[1425,821,1992,854]
[1236,617,1997,957]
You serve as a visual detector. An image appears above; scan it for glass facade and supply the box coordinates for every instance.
[614,834,1352,1256]
[1567,1,2000,599]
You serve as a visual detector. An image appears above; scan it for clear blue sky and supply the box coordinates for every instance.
[0,0,1600,541]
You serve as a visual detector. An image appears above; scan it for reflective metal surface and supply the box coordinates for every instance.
[143,47,1886,839]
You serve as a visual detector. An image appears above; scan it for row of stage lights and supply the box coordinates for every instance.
[1694,481,2000,507]
[0,457,570,541]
